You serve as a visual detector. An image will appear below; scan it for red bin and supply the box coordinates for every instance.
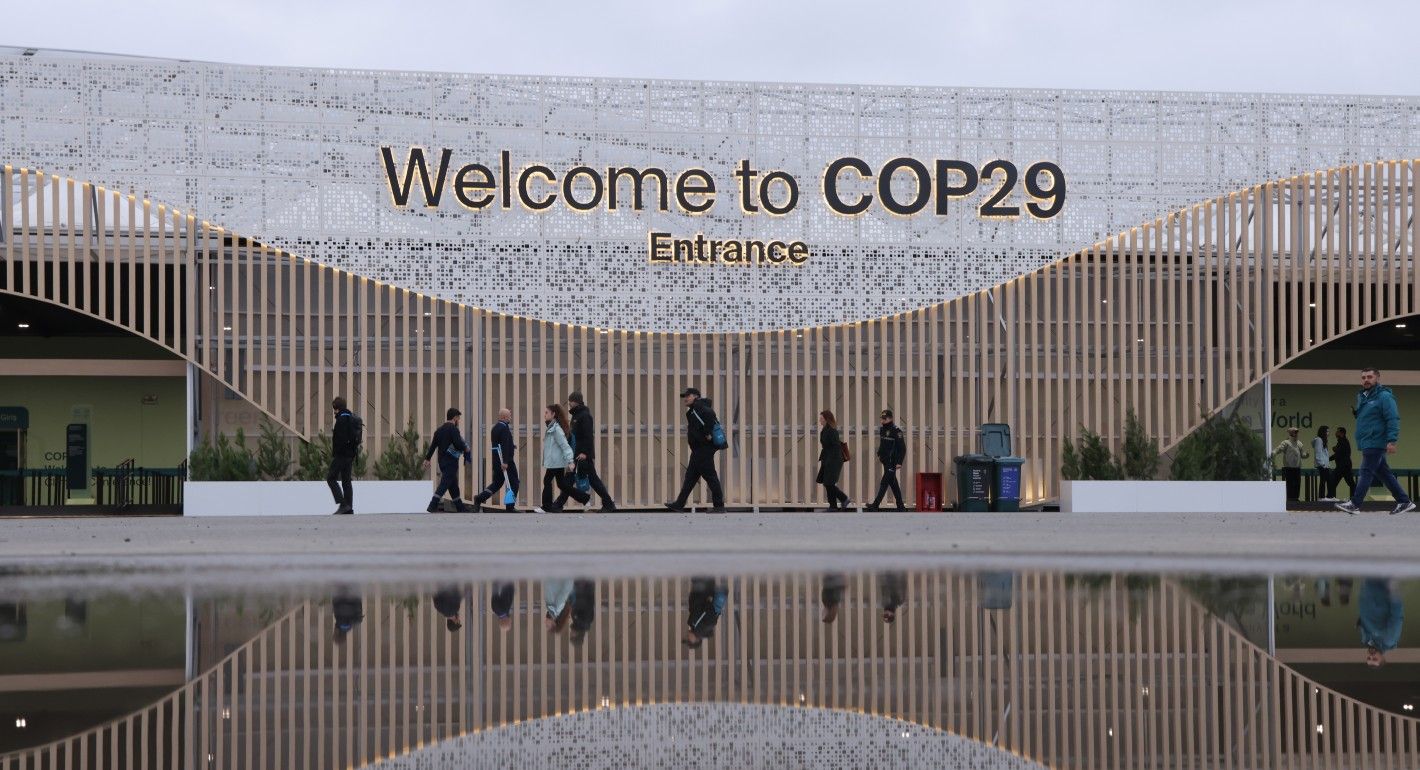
[915,472,943,512]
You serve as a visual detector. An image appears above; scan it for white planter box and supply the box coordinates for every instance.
[1060,480,1285,513]
[184,480,433,516]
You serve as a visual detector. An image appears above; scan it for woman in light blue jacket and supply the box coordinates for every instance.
[536,403,577,513]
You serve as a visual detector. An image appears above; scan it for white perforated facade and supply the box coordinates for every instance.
[3,47,1418,332]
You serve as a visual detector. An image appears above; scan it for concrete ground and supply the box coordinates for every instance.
[1,510,1417,593]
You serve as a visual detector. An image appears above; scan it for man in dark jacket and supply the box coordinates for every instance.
[331,590,364,643]
[472,408,519,512]
[569,579,596,647]
[554,391,617,511]
[665,387,726,512]
[328,396,359,515]
[422,407,472,512]
[682,576,727,650]
[1337,368,1415,515]
[490,581,515,631]
[867,409,907,511]
[433,585,465,632]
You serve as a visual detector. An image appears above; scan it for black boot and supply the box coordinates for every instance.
[426,496,442,513]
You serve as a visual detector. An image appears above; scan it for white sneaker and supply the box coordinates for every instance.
[533,506,547,514]
[1391,501,1417,516]
[1335,500,1361,515]
[1318,497,1338,502]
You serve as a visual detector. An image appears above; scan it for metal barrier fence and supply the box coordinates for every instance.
[0,467,66,506]
[93,461,186,508]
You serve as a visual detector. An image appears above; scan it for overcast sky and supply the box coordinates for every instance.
[7,1,1420,96]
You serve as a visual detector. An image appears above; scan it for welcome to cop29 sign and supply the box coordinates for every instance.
[380,146,1066,267]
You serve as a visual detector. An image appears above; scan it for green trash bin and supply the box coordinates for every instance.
[953,454,993,512]
[992,457,1025,512]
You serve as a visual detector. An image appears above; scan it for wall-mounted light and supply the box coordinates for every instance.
[223,326,232,331]
[16,323,29,329]
[14,718,26,728]
[1397,323,1408,329]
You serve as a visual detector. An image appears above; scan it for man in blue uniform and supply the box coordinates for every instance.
[472,408,519,512]
[422,407,472,512]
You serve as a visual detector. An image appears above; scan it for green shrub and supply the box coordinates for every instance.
[217,429,258,481]
[188,436,220,481]
[373,418,424,481]
[1121,408,1160,480]
[255,417,292,481]
[1061,427,1123,480]
[1170,410,1267,481]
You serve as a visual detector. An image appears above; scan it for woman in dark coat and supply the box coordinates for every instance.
[817,410,850,510]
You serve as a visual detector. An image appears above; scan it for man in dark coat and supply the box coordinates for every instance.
[665,387,726,512]
[433,585,465,632]
[331,590,364,643]
[423,407,472,512]
[490,581,515,631]
[554,391,617,511]
[867,409,907,511]
[472,408,519,511]
[327,396,360,515]
[569,579,596,647]
[682,577,727,649]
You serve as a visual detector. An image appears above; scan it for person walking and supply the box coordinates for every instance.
[490,581,515,631]
[880,572,907,624]
[1271,427,1309,503]
[1333,426,1356,500]
[866,409,907,511]
[1337,368,1416,515]
[1313,425,1335,502]
[665,387,726,512]
[682,576,727,650]
[569,578,596,648]
[327,396,361,515]
[472,408,519,512]
[535,403,578,513]
[555,392,617,511]
[422,407,472,512]
[816,410,850,510]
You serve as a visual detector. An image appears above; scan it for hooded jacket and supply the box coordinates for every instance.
[686,398,719,451]
[542,421,575,469]
[1354,384,1401,451]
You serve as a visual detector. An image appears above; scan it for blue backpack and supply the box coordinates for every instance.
[711,421,728,450]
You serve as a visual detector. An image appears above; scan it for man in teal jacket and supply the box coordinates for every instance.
[1337,368,1416,515]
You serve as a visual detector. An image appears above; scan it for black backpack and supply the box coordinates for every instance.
[350,413,364,447]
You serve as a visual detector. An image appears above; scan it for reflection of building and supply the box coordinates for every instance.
[3,49,1420,507]
[3,572,1416,768]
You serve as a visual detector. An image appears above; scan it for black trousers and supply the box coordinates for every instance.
[542,468,578,509]
[1312,467,1332,499]
[555,457,612,508]
[434,463,462,500]
[673,447,724,508]
[871,465,904,508]
[478,459,520,508]
[1281,467,1300,501]
[326,454,354,507]
[821,481,849,508]
[1334,465,1356,498]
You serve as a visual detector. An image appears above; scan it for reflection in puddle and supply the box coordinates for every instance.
[1,569,1416,768]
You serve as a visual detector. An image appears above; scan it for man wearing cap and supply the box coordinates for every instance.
[1271,426,1309,503]
[666,387,726,512]
[682,576,727,650]
[555,391,617,512]
[867,409,907,511]
[423,407,472,513]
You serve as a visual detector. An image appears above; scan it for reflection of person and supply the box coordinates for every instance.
[570,579,596,647]
[683,577,728,649]
[1359,578,1403,668]
[544,578,574,633]
[879,572,906,624]
[331,591,364,643]
[433,585,464,632]
[1271,427,1309,502]
[1338,368,1416,515]
[820,573,846,624]
[490,581,515,631]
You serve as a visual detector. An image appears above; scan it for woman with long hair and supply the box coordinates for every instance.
[1333,426,1356,500]
[535,403,576,513]
[816,409,850,510]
